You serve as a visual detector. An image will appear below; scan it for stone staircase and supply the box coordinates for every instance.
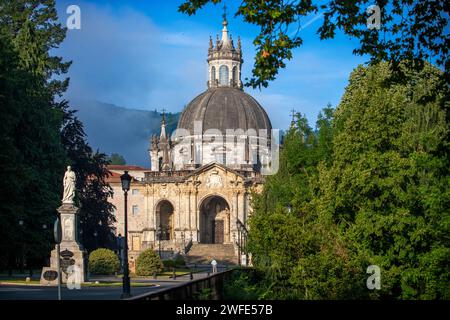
[185,244,238,265]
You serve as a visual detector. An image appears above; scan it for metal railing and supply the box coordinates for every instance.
[127,269,235,300]
[184,238,193,255]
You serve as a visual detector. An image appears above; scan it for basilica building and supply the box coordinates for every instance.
[107,15,273,268]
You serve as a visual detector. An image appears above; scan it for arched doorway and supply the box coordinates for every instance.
[155,200,174,240]
[199,196,230,244]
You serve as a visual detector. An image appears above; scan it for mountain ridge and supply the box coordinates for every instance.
[69,99,180,167]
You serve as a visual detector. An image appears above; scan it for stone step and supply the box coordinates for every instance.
[185,244,237,265]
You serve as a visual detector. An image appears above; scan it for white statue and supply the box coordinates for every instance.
[62,166,76,204]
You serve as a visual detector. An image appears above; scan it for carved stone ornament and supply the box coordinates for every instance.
[206,171,223,188]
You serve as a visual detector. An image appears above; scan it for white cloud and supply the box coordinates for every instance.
[58,1,208,111]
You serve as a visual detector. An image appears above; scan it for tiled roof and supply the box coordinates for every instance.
[106,171,123,183]
[107,165,148,171]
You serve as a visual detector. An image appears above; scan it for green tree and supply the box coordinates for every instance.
[248,107,343,299]
[107,153,126,165]
[180,1,449,88]
[0,0,116,269]
[60,106,116,252]
[0,0,71,95]
[0,28,66,272]
[249,61,449,300]
[315,62,449,299]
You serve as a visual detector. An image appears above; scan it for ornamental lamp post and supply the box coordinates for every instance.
[157,225,162,258]
[120,171,132,299]
[117,233,123,272]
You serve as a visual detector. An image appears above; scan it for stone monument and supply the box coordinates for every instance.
[41,166,86,285]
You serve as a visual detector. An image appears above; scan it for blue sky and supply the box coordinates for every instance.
[55,0,366,130]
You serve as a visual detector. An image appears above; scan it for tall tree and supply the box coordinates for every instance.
[316,62,449,299]
[180,0,449,88]
[60,106,116,252]
[248,107,346,299]
[0,0,116,270]
[107,153,127,165]
[0,28,66,272]
[249,61,449,299]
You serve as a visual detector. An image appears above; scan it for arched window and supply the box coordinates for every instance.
[232,66,238,85]
[219,65,229,86]
[211,66,216,82]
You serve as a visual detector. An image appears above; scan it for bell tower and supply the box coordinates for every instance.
[207,5,243,89]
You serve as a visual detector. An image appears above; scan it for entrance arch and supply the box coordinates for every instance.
[199,195,230,244]
[155,200,174,240]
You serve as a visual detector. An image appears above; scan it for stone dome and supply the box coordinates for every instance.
[177,87,272,134]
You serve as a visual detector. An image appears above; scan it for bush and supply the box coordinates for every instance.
[163,260,175,269]
[223,269,264,300]
[162,255,186,270]
[136,249,163,276]
[174,254,186,267]
[88,248,120,275]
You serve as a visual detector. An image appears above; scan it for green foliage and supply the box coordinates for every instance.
[179,1,449,87]
[163,259,176,269]
[193,288,213,300]
[88,248,120,275]
[248,61,449,299]
[0,0,116,271]
[107,153,126,165]
[174,254,186,267]
[223,270,264,300]
[163,255,186,269]
[61,108,116,252]
[319,62,449,299]
[136,249,163,276]
[0,21,66,271]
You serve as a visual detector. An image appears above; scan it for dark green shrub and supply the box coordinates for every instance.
[223,269,264,300]
[136,249,163,276]
[174,255,186,267]
[88,248,120,275]
[163,259,175,269]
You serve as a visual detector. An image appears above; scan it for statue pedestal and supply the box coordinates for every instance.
[42,204,86,285]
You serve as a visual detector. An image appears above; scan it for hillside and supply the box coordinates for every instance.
[69,99,180,166]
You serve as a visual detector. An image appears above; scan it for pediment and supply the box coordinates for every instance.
[187,162,245,186]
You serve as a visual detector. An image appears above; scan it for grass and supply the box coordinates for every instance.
[0,279,41,285]
[0,278,156,287]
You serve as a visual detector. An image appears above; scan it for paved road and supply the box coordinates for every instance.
[0,273,210,300]
[0,284,166,300]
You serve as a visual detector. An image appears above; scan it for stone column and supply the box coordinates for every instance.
[194,190,199,242]
[48,204,86,284]
[239,192,245,223]
[191,189,199,242]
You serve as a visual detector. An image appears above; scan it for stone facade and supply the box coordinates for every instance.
[107,14,271,266]
[108,164,263,266]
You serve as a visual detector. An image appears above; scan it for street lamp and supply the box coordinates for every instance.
[120,170,132,299]
[157,225,162,258]
[181,231,185,254]
[117,233,123,273]
[18,220,25,273]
